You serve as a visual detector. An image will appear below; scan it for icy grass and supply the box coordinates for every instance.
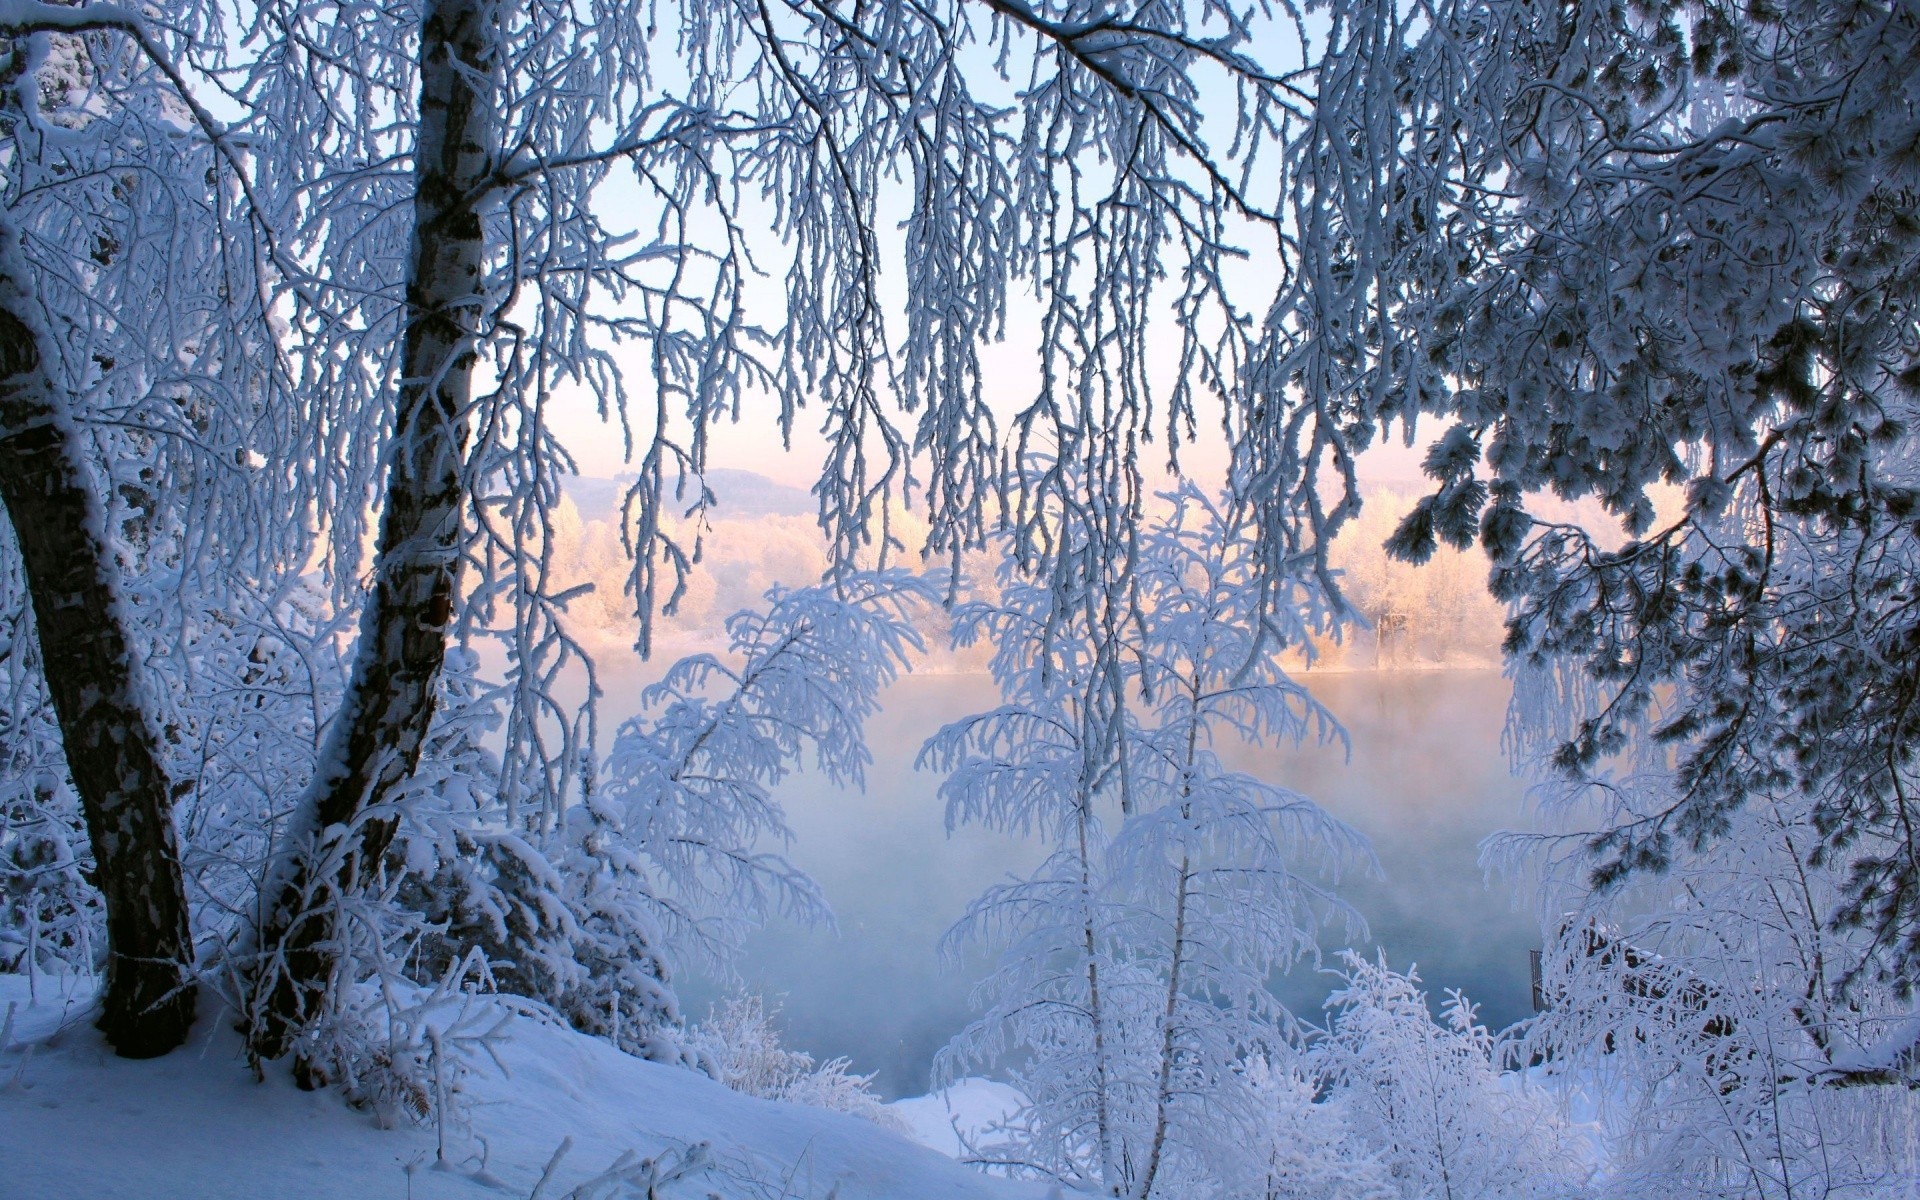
[0,975,1046,1200]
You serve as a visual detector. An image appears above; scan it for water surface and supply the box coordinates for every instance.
[656,668,1543,1098]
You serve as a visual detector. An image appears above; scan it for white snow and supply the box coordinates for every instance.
[0,976,1050,1199]
[885,1077,1028,1161]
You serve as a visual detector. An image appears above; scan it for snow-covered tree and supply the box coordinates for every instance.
[0,2,307,1054]
[930,485,1370,1199]
[2,0,1332,1064]
[4,19,1905,1174]
[1270,0,1920,1000]
[1247,1,1920,1187]
[7,0,1376,1067]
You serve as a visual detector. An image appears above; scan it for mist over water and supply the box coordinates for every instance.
[1222,670,1541,1037]
[621,666,1544,1100]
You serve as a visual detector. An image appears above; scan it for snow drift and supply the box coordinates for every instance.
[0,976,1046,1199]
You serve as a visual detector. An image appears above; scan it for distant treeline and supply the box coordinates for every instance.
[549,479,1520,672]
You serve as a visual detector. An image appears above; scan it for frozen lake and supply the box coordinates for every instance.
[601,666,1547,1099]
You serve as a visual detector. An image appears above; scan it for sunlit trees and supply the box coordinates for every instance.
[1323,490,1505,668]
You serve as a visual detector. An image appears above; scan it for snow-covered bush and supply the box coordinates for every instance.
[1236,1055,1396,1200]
[1499,757,1920,1200]
[688,995,903,1130]
[0,765,97,980]
[0,580,96,979]
[1,560,346,989]
[289,953,506,1131]
[1313,954,1594,1200]
[394,574,930,1067]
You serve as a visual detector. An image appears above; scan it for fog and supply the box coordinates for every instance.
[556,472,1545,1098]
[588,665,1544,1100]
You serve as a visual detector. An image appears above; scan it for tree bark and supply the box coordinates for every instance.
[0,215,198,1058]
[248,0,501,1065]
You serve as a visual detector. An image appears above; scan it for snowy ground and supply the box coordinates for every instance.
[885,1077,1028,1161]
[0,976,1049,1199]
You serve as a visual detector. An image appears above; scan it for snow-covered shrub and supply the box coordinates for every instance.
[395,575,930,1067]
[0,766,98,979]
[0,552,96,980]
[1313,953,1593,1200]
[1237,1055,1395,1200]
[0,544,345,986]
[288,950,532,1139]
[1501,764,1920,1200]
[688,995,903,1129]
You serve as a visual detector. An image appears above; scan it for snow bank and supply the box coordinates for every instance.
[886,1078,1027,1160]
[0,976,1048,1199]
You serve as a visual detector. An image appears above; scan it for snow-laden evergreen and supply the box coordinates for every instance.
[1272,0,1920,1004]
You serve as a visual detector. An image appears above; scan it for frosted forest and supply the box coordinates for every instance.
[1,0,1917,1196]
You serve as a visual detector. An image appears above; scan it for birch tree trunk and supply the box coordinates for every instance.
[0,215,198,1058]
[248,0,500,1064]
